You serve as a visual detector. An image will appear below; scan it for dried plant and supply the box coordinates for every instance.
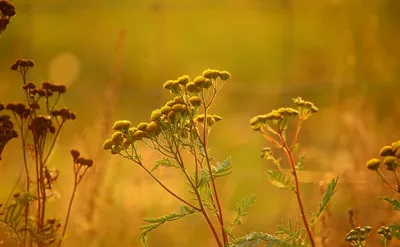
[0,59,93,247]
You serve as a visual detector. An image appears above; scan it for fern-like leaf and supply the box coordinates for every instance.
[228,194,256,233]
[151,158,180,172]
[229,231,284,247]
[310,176,339,225]
[137,205,197,246]
[266,170,295,192]
[276,218,307,247]
[379,197,400,211]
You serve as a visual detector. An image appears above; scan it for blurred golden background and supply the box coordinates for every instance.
[1,0,400,246]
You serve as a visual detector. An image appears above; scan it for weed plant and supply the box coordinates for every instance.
[2,1,400,246]
[0,5,93,244]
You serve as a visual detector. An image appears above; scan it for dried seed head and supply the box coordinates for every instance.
[102,139,114,150]
[380,145,394,157]
[70,149,80,161]
[163,80,174,90]
[168,110,176,120]
[219,71,231,81]
[150,109,162,121]
[189,96,202,107]
[137,122,148,131]
[112,120,131,131]
[177,75,190,85]
[0,103,4,111]
[366,158,380,171]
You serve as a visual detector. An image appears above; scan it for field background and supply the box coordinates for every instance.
[1,0,400,246]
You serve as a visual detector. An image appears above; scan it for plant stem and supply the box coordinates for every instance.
[279,133,316,247]
[201,107,228,245]
[58,164,79,247]
[140,162,200,211]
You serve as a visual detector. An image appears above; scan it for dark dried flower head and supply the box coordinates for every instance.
[0,103,4,111]
[26,82,36,89]
[37,88,47,97]
[0,1,15,17]
[70,149,80,161]
[366,158,380,171]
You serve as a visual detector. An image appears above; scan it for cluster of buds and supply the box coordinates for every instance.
[0,104,18,160]
[377,226,392,242]
[29,115,56,136]
[250,107,299,131]
[5,102,31,118]
[10,59,35,71]
[366,140,400,171]
[70,149,93,167]
[104,69,229,155]
[51,107,76,121]
[250,97,318,133]
[162,69,231,95]
[344,226,372,246]
[23,82,67,99]
[0,0,15,34]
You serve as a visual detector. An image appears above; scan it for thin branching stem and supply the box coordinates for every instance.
[278,132,316,247]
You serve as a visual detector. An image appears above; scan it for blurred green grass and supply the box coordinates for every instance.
[1,0,400,246]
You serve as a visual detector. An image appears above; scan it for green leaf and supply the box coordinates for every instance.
[151,158,180,172]
[266,170,295,192]
[275,218,307,247]
[229,231,284,247]
[295,155,305,171]
[388,223,400,239]
[229,194,257,232]
[310,176,339,225]
[212,156,232,179]
[379,197,400,211]
[137,206,197,246]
